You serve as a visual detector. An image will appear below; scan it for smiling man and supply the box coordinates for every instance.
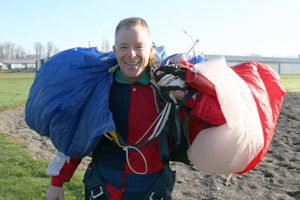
[46,17,178,200]
[46,17,202,200]
[113,19,153,83]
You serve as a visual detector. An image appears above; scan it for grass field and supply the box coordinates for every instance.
[0,73,35,111]
[279,74,300,93]
[0,133,84,199]
[0,72,84,199]
[0,72,299,199]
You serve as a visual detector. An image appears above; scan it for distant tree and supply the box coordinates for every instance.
[15,45,27,59]
[33,42,45,60]
[0,42,28,59]
[0,44,4,59]
[4,42,15,59]
[46,41,54,59]
[100,39,111,52]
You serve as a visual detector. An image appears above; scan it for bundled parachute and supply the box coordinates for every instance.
[25,47,117,157]
[153,41,285,174]
[184,56,285,174]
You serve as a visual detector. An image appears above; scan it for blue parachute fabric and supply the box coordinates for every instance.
[188,53,204,64]
[160,53,204,66]
[25,47,117,157]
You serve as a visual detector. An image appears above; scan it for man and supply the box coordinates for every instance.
[46,17,216,200]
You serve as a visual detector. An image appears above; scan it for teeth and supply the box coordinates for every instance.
[126,62,138,66]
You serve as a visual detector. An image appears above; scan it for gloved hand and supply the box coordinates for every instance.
[154,64,188,81]
[153,64,197,104]
[153,64,188,91]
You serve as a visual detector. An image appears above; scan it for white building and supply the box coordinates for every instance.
[0,59,36,70]
[205,55,300,74]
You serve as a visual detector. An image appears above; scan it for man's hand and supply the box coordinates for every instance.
[171,90,185,101]
[46,185,64,200]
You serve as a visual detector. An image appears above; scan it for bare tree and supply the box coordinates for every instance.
[0,44,4,59]
[15,45,27,59]
[46,41,54,59]
[4,42,15,59]
[0,42,28,59]
[33,42,45,60]
[100,39,111,52]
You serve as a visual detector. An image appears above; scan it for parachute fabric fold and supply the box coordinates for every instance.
[25,47,117,157]
[232,62,285,174]
[187,56,285,174]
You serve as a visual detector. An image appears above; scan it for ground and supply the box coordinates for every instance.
[0,93,299,199]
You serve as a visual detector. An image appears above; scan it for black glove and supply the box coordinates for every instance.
[153,64,187,82]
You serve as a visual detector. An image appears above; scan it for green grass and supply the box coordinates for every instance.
[279,74,300,93]
[0,132,85,200]
[0,73,35,111]
[0,73,84,199]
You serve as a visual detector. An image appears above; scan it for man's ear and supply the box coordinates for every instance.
[150,43,154,54]
[113,45,116,54]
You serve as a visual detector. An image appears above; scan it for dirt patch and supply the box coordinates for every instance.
[0,93,299,199]
[0,105,91,172]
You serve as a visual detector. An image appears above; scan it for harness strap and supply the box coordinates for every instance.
[84,162,110,200]
[104,131,126,148]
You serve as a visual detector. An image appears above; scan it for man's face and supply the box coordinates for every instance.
[113,25,153,83]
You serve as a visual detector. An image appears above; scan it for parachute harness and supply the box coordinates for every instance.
[104,90,177,175]
[104,62,190,175]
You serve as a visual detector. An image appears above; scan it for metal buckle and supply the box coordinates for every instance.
[91,185,104,199]
[149,192,164,200]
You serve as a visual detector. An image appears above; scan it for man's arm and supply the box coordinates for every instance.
[46,152,81,200]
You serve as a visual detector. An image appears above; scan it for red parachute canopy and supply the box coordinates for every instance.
[185,60,285,174]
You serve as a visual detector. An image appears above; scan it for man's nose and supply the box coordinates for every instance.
[128,48,136,59]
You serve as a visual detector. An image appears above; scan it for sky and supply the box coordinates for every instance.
[1,0,300,58]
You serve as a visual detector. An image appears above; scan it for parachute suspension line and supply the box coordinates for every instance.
[153,93,177,139]
[126,87,177,175]
[121,102,171,175]
[183,29,195,44]
[135,103,167,144]
[183,30,202,63]
[106,83,178,175]
[149,102,171,140]
[123,145,148,175]
[136,81,175,144]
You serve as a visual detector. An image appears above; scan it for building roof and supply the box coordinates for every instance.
[0,59,36,64]
[204,54,300,64]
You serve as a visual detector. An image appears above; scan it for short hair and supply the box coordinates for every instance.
[115,17,151,39]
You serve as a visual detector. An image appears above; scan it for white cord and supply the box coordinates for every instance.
[123,145,148,175]
[135,101,168,144]
[124,91,176,175]
[149,103,170,140]
[153,102,172,138]
[154,93,177,138]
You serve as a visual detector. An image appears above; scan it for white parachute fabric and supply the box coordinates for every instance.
[187,56,264,174]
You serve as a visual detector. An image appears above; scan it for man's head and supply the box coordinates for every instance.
[113,17,153,83]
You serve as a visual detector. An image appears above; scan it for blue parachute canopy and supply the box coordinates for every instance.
[25,47,117,157]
